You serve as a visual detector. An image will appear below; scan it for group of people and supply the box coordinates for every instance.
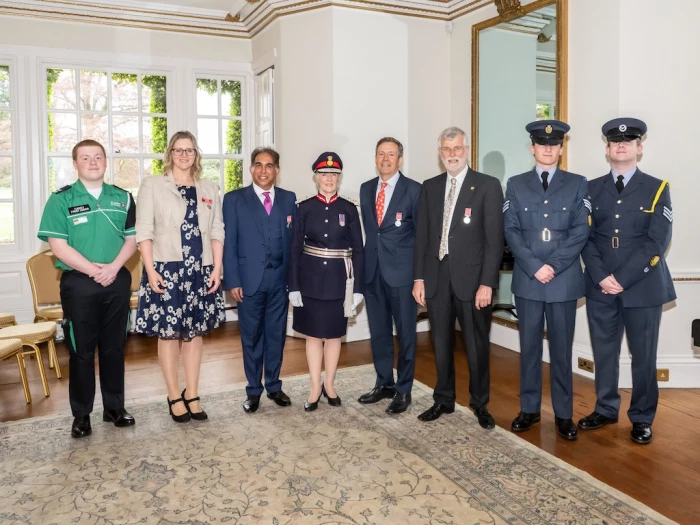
[38,118,674,447]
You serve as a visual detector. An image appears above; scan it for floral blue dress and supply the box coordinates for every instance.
[135,186,225,340]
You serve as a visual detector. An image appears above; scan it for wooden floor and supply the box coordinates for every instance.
[1,321,698,524]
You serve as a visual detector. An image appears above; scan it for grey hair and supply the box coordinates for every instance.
[438,127,468,145]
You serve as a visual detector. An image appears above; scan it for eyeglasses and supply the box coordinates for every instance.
[172,148,197,157]
[439,146,466,155]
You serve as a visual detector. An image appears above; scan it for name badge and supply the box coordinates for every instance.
[73,216,88,225]
[395,212,402,227]
[287,215,292,229]
[463,208,472,224]
[68,204,91,215]
[339,214,346,227]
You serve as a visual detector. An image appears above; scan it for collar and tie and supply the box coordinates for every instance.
[262,191,272,215]
[541,171,549,191]
[376,182,388,225]
[615,175,625,193]
[439,177,457,260]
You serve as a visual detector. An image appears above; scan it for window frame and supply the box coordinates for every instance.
[0,56,20,251]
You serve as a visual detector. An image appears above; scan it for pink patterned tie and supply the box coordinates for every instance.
[263,191,272,215]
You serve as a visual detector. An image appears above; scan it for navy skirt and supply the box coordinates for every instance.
[292,296,347,339]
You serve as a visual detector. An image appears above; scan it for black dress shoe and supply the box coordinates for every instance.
[358,386,396,404]
[474,406,495,429]
[243,395,261,413]
[511,411,541,432]
[267,390,292,407]
[168,397,191,423]
[386,393,411,414]
[577,411,618,430]
[322,384,341,407]
[630,423,653,444]
[417,403,454,422]
[71,415,92,438]
[103,408,136,427]
[304,391,322,412]
[182,389,208,421]
[555,417,578,440]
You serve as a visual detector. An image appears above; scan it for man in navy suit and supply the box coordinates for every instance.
[503,120,589,441]
[223,147,297,413]
[358,137,422,414]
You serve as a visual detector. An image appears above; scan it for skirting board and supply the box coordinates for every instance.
[490,323,700,389]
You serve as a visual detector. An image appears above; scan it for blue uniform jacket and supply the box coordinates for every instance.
[222,185,297,295]
[360,172,421,288]
[581,169,676,307]
[503,168,589,303]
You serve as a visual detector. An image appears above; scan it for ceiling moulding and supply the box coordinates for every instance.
[0,0,496,38]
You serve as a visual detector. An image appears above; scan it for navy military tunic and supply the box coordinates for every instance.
[582,169,675,424]
[289,194,364,338]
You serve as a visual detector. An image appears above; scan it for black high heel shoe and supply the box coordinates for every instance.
[168,397,191,423]
[322,384,341,407]
[182,389,208,421]
[304,387,323,412]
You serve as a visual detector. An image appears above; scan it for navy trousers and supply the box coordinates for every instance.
[237,267,288,396]
[365,265,417,394]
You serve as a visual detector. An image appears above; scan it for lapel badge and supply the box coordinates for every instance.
[395,212,402,227]
[202,197,213,209]
[463,208,472,224]
[287,215,292,229]
[339,213,346,227]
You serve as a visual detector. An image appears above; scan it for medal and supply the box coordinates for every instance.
[463,207,471,224]
[395,212,402,227]
[287,215,292,229]
[339,213,346,227]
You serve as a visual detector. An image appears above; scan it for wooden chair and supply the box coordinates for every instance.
[0,312,17,328]
[0,323,56,402]
[0,338,34,403]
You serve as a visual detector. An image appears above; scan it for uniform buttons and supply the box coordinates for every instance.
[262,244,265,247]
[325,207,328,210]
[304,235,307,239]
[562,207,566,211]
[524,207,528,211]
[639,207,643,210]
[323,261,327,265]
[324,233,328,237]
[617,200,622,204]
[615,214,620,219]
[615,229,619,233]
[544,214,548,218]
[325,219,328,223]
[544,200,548,204]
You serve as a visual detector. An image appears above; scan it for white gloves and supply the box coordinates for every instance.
[352,293,364,308]
[288,291,303,308]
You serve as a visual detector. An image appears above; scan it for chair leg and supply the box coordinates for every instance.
[16,353,31,404]
[25,343,50,398]
[48,338,62,378]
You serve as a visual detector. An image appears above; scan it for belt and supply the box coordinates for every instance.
[302,244,356,318]
[302,245,352,259]
[536,228,569,242]
[595,236,639,250]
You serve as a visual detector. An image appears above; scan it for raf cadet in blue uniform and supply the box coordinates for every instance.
[579,118,675,445]
[503,120,589,440]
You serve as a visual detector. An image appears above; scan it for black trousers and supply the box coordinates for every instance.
[60,268,131,417]
[426,257,492,409]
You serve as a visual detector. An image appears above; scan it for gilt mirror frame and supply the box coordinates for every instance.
[471,0,569,171]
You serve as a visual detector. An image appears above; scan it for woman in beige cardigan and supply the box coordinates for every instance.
[135,131,225,423]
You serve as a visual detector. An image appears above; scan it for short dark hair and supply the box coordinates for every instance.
[251,147,280,167]
[72,139,106,161]
[375,137,403,158]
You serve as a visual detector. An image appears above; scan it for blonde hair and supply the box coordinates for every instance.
[162,131,203,180]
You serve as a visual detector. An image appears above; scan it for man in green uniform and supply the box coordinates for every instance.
[38,139,137,438]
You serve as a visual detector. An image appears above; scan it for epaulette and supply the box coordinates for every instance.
[112,184,129,193]
[54,185,71,194]
[295,195,316,206]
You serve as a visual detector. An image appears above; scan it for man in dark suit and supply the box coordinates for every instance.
[503,120,590,441]
[358,137,422,414]
[579,118,675,444]
[223,147,297,413]
[412,127,504,428]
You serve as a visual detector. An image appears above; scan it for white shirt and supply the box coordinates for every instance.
[375,171,401,219]
[253,183,275,206]
[443,167,468,255]
[87,186,103,200]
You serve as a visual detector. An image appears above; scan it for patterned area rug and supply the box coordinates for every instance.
[0,365,675,524]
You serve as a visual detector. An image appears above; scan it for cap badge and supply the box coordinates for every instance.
[326,155,334,166]
[545,125,553,134]
[619,124,627,132]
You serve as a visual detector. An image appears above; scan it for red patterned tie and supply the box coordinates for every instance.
[376,182,388,225]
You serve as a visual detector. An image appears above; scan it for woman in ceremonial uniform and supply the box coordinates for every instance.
[288,152,364,411]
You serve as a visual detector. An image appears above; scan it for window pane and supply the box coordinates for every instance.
[198,118,219,154]
[48,113,78,152]
[47,69,76,110]
[221,80,241,117]
[111,73,138,112]
[201,159,220,188]
[0,111,11,151]
[0,157,12,199]
[0,202,13,244]
[0,66,9,107]
[224,159,243,192]
[48,157,76,193]
[223,120,242,155]
[144,157,164,178]
[112,115,139,154]
[142,75,167,114]
[143,117,167,154]
[79,70,108,111]
[196,78,218,116]
[113,158,140,193]
[81,113,108,145]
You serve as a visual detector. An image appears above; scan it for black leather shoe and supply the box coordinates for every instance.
[322,384,341,407]
[304,391,322,412]
[243,395,261,413]
[71,415,92,438]
[168,398,191,423]
[511,411,541,432]
[474,406,495,429]
[630,423,653,444]
[182,389,208,421]
[103,408,136,427]
[358,386,396,404]
[577,411,618,430]
[267,390,292,407]
[555,417,578,440]
[386,393,411,414]
[417,403,455,422]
